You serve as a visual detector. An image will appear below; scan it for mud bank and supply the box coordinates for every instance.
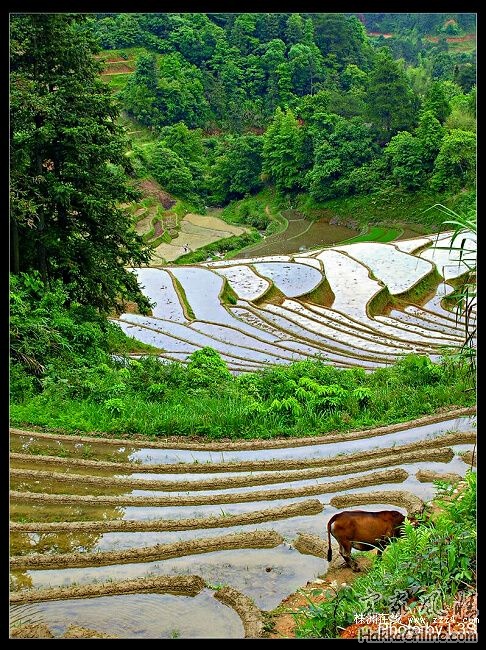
[10,468,408,507]
[10,430,475,474]
[415,469,462,483]
[215,586,264,639]
[10,499,323,534]
[10,623,54,638]
[460,450,476,467]
[11,622,113,639]
[10,530,284,570]
[330,490,424,515]
[10,575,206,604]
[10,448,454,493]
[9,406,475,451]
[293,533,328,559]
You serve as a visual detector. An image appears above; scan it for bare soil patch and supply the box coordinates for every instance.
[265,557,373,638]
[138,179,176,209]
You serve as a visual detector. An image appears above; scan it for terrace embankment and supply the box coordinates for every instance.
[11,467,409,507]
[10,499,323,533]
[10,530,284,570]
[10,575,206,604]
[9,446,454,493]
[10,428,475,474]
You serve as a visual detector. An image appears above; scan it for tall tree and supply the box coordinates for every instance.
[366,48,418,141]
[262,107,304,192]
[10,14,152,313]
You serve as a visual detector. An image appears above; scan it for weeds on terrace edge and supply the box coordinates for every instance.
[293,472,476,638]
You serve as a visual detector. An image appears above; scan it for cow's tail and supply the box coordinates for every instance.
[327,517,334,562]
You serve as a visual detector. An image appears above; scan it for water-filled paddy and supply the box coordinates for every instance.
[10,589,244,638]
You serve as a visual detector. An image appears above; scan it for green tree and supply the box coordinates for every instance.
[285,13,305,45]
[313,13,371,70]
[262,107,304,192]
[415,110,444,168]
[306,114,375,200]
[366,48,418,141]
[385,131,426,190]
[210,135,263,203]
[10,14,152,313]
[288,43,325,96]
[144,143,196,200]
[454,63,476,92]
[422,81,451,123]
[430,129,476,191]
[122,53,160,126]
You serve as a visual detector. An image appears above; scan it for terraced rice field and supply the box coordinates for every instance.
[9,409,476,638]
[10,231,476,637]
[115,233,475,372]
[151,213,249,264]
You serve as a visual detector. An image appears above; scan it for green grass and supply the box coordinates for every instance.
[173,231,261,264]
[296,187,476,232]
[170,276,196,320]
[342,225,403,244]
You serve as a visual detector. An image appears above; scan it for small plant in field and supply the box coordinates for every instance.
[103,398,125,417]
[81,445,93,459]
[169,629,181,638]
[56,443,69,458]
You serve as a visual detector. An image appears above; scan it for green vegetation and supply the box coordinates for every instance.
[10,15,152,314]
[173,231,261,265]
[10,278,475,437]
[294,471,476,638]
[80,12,475,248]
[342,226,403,244]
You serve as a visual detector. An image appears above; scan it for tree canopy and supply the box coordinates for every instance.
[10,14,152,313]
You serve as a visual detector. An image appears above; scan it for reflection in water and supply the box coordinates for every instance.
[9,435,136,463]
[10,590,244,639]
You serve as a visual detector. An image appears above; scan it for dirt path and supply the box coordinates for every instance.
[264,556,374,638]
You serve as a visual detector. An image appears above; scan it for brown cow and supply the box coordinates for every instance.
[327,510,405,572]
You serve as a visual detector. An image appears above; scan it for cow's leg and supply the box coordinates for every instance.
[339,542,360,572]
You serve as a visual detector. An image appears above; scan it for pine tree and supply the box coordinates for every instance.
[10,14,152,314]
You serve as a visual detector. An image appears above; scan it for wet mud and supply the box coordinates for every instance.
[415,469,462,483]
[460,450,476,467]
[214,586,264,638]
[10,530,284,570]
[10,468,408,507]
[293,533,328,559]
[329,490,424,515]
[10,575,206,604]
